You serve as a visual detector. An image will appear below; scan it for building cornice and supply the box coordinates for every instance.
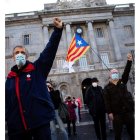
[113,9,134,17]
[5,5,115,25]
[5,3,134,26]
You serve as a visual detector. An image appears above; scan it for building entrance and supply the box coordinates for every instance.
[81,78,92,104]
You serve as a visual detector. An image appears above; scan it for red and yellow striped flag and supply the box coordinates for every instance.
[66,33,90,62]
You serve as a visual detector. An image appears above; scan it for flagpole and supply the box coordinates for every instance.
[90,47,111,72]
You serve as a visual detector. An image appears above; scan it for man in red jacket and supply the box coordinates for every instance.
[6,17,63,140]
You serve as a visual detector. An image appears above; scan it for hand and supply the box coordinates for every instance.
[53,17,63,28]
[108,113,114,121]
[47,86,52,92]
[47,87,51,92]
[127,53,133,61]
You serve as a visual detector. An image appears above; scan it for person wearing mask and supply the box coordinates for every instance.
[65,96,77,137]
[47,81,68,140]
[104,53,134,140]
[85,77,107,140]
[5,17,63,140]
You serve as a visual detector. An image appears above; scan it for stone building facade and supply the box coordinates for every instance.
[5,0,135,104]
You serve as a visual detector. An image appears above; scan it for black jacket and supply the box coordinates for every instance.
[104,60,134,115]
[85,86,106,116]
[49,90,62,109]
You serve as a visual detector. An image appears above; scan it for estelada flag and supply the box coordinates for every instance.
[66,33,90,62]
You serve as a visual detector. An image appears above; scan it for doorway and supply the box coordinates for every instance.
[81,78,92,104]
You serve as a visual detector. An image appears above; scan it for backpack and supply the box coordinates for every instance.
[58,102,69,123]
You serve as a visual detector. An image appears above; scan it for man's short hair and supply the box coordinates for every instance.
[13,45,29,57]
[67,96,71,100]
[109,69,119,77]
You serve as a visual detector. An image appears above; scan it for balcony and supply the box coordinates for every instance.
[49,65,95,75]
[49,61,125,75]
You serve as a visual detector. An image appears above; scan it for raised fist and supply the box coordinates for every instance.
[53,17,63,28]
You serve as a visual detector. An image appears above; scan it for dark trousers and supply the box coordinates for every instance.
[92,113,106,140]
[78,108,81,121]
[113,113,134,140]
[67,120,76,135]
[8,124,51,140]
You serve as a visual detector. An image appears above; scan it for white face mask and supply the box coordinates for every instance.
[15,53,26,68]
[92,82,98,87]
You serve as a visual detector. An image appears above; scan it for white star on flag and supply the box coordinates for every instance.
[77,40,82,45]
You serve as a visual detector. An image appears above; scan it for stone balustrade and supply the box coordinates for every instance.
[5,3,135,19]
[49,61,125,75]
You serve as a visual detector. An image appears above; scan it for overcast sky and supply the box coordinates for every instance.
[5,0,135,14]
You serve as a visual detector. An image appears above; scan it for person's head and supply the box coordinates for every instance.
[12,45,28,68]
[67,96,72,101]
[110,69,119,81]
[46,81,53,92]
[92,77,98,87]
[73,97,75,100]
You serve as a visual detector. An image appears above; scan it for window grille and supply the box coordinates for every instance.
[23,34,30,45]
[79,55,88,68]
[95,28,104,38]
[124,25,133,38]
[100,53,110,69]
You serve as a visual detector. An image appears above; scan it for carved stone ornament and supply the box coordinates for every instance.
[57,0,106,9]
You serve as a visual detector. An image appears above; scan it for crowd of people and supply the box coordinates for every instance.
[5,17,135,140]
[85,52,135,140]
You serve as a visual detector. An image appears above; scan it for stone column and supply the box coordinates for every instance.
[108,19,122,61]
[65,23,72,48]
[87,21,100,63]
[43,25,49,46]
